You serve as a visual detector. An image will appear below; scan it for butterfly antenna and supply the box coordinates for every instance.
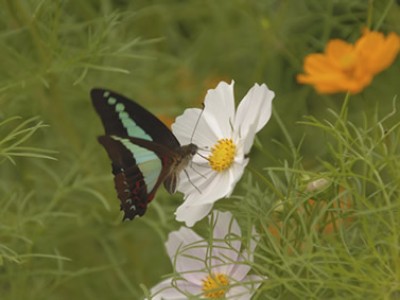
[190,103,205,143]
[186,103,207,192]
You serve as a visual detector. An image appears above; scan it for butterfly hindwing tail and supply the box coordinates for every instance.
[113,166,148,219]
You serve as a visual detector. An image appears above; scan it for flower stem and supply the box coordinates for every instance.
[338,92,351,124]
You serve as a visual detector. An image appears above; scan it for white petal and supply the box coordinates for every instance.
[165,227,208,284]
[149,278,202,300]
[235,83,274,134]
[178,149,246,202]
[176,165,215,194]
[211,211,241,242]
[181,170,233,206]
[229,227,259,282]
[175,202,214,227]
[233,138,246,160]
[177,159,248,224]
[175,150,248,227]
[234,83,275,153]
[226,275,264,300]
[247,227,260,261]
[230,263,251,283]
[165,227,204,260]
[224,159,249,198]
[172,107,218,147]
[202,81,235,138]
[148,278,185,300]
[209,211,242,275]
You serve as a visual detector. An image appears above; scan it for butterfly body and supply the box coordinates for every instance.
[91,89,197,220]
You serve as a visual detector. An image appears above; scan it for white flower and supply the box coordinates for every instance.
[172,81,275,226]
[147,211,263,299]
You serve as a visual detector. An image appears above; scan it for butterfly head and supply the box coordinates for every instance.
[175,143,198,163]
[188,143,198,156]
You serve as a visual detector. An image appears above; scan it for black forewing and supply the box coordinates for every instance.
[91,88,180,150]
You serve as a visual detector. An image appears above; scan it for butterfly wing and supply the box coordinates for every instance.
[98,135,178,219]
[91,88,180,149]
[91,88,183,219]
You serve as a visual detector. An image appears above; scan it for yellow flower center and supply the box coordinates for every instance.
[208,138,236,172]
[202,273,230,298]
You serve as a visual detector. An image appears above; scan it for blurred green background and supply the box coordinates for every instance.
[0,0,399,299]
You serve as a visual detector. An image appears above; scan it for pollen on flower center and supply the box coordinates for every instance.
[202,273,230,298]
[208,138,236,172]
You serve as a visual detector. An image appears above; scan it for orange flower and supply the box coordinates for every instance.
[157,114,175,129]
[297,30,400,94]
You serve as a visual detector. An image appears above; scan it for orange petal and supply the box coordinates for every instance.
[302,54,338,74]
[326,39,357,70]
[356,31,400,74]
[296,31,395,94]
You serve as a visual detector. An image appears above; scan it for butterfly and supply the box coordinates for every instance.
[91,88,198,220]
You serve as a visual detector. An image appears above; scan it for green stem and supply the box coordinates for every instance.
[335,92,351,180]
[273,107,296,159]
[338,92,351,124]
[247,165,285,199]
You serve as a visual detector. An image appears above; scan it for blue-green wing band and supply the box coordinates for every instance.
[91,88,180,150]
[110,135,162,192]
[98,135,166,220]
